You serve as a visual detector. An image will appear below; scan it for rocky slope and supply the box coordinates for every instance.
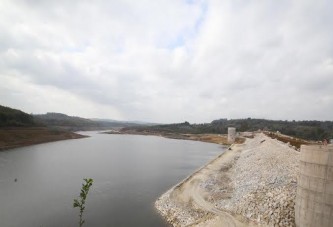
[156,133,299,227]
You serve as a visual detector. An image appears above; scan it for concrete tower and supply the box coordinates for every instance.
[295,144,333,227]
[228,127,236,144]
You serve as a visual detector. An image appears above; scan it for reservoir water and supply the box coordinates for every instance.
[0,132,225,227]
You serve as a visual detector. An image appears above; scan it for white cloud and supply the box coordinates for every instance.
[1,0,332,123]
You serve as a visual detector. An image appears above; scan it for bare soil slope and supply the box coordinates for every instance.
[0,127,86,151]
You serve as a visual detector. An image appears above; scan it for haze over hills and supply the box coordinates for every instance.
[0,105,153,131]
[90,118,157,126]
[1,104,332,141]
[33,113,150,131]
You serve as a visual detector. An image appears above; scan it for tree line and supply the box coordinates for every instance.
[0,105,35,127]
[125,118,333,141]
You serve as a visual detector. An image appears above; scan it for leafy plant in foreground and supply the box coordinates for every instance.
[73,178,93,227]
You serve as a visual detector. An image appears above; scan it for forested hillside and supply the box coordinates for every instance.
[34,112,98,129]
[0,105,35,127]
[0,106,86,150]
[0,105,142,130]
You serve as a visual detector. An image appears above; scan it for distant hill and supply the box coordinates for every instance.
[0,104,153,131]
[122,118,333,141]
[34,113,146,131]
[2,104,332,140]
[0,106,88,150]
[90,118,158,126]
[34,112,97,129]
[0,105,35,127]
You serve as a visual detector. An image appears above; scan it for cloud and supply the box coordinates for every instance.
[1,0,332,123]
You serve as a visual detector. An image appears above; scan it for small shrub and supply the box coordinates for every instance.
[73,178,93,227]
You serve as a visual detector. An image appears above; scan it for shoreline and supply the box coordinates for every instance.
[0,127,87,151]
[104,130,246,146]
[155,144,249,227]
[155,133,299,226]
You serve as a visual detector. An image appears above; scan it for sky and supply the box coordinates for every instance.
[1,0,333,123]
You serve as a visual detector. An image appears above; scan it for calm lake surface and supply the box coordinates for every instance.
[0,132,225,227]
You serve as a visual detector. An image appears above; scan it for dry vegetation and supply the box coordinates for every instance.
[185,134,245,145]
[264,131,315,149]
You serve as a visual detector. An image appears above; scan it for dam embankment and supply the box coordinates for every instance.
[156,133,299,226]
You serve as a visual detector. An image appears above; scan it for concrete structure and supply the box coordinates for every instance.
[330,139,333,144]
[295,144,333,227]
[227,127,236,143]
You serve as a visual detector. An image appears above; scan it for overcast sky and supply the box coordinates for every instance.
[1,0,332,123]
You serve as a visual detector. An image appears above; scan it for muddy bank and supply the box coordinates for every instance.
[155,133,299,227]
[0,127,87,151]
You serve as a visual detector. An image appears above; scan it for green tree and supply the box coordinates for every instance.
[73,178,93,227]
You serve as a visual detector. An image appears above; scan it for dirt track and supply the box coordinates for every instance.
[167,145,254,227]
[156,144,254,227]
